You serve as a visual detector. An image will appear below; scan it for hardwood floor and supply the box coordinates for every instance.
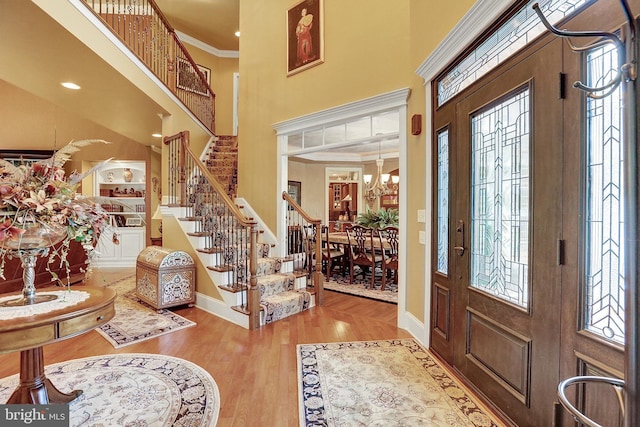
[0,268,410,426]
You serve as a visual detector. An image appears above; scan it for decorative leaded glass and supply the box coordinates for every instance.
[437,129,449,274]
[470,89,530,307]
[437,0,594,106]
[286,110,400,154]
[584,43,625,344]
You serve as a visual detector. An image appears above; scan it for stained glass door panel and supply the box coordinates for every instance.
[451,37,564,427]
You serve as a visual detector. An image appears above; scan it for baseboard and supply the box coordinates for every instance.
[404,310,429,349]
[194,291,249,329]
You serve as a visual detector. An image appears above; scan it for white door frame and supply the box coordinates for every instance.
[274,88,410,328]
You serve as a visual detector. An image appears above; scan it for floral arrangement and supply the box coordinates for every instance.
[0,140,113,283]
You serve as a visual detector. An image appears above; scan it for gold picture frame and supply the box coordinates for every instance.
[288,180,301,208]
[286,0,324,76]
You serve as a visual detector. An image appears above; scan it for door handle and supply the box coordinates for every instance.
[454,220,465,256]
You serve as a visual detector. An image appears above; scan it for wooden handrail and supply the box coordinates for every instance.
[165,131,262,328]
[282,191,321,225]
[181,142,253,227]
[282,192,324,305]
[79,0,216,134]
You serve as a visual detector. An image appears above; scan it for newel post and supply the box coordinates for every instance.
[313,223,324,305]
[248,225,261,329]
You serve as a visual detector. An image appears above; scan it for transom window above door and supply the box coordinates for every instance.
[274,88,409,163]
[436,0,594,106]
[286,110,399,160]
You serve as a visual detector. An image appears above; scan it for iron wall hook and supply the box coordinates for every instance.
[532,2,632,99]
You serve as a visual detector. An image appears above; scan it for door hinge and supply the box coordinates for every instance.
[557,239,565,265]
[553,401,563,427]
[559,73,567,99]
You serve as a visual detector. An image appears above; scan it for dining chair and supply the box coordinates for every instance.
[345,225,383,289]
[377,226,399,290]
[322,225,346,279]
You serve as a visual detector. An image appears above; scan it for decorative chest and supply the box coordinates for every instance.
[136,246,196,310]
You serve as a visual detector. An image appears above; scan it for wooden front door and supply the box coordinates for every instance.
[453,36,564,427]
[431,1,633,425]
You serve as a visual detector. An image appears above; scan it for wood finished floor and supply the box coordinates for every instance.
[0,268,411,426]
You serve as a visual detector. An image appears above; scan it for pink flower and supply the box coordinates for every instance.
[0,184,14,199]
[0,218,25,243]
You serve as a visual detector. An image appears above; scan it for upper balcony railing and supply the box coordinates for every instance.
[80,0,216,135]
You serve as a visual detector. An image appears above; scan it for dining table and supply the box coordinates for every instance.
[328,231,391,249]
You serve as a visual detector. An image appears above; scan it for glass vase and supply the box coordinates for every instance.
[0,223,68,306]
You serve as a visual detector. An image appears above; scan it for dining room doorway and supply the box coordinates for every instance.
[274,88,409,322]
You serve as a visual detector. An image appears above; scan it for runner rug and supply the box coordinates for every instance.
[324,267,397,304]
[96,275,196,348]
[0,353,220,426]
[298,339,502,427]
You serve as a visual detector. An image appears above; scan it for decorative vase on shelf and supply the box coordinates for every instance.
[0,223,68,307]
[123,168,133,182]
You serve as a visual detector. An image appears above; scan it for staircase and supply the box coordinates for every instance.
[70,1,318,329]
[203,136,238,199]
[253,252,311,324]
[172,205,313,327]
[164,132,319,329]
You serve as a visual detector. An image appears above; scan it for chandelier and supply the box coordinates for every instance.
[363,156,399,202]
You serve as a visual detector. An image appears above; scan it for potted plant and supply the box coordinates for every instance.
[355,208,398,229]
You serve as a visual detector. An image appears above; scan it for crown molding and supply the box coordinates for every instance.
[176,31,239,59]
[416,0,511,82]
[273,88,410,135]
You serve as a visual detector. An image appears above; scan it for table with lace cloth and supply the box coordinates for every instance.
[0,286,116,404]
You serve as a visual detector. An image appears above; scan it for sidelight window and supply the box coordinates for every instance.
[436,129,449,275]
[584,43,625,344]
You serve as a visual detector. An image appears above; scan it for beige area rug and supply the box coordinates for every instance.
[298,339,502,427]
[96,275,196,348]
[324,268,397,304]
[0,353,219,426]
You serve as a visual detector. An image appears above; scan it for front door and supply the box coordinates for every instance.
[431,1,632,425]
[453,36,563,427]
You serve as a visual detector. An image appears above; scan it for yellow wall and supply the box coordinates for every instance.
[402,0,478,324]
[163,215,222,300]
[238,0,476,325]
[182,45,238,137]
[237,0,411,231]
[1,0,481,324]
[0,80,145,152]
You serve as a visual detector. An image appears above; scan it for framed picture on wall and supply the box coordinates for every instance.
[286,0,324,76]
[176,57,211,95]
[288,180,301,206]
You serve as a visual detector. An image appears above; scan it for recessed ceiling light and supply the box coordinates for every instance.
[152,133,162,138]
[61,82,81,90]
[235,31,240,37]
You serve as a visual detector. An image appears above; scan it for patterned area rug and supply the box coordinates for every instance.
[298,339,502,427]
[96,275,196,348]
[324,267,397,304]
[0,353,219,426]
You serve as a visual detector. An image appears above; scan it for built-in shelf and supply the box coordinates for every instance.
[93,161,147,267]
